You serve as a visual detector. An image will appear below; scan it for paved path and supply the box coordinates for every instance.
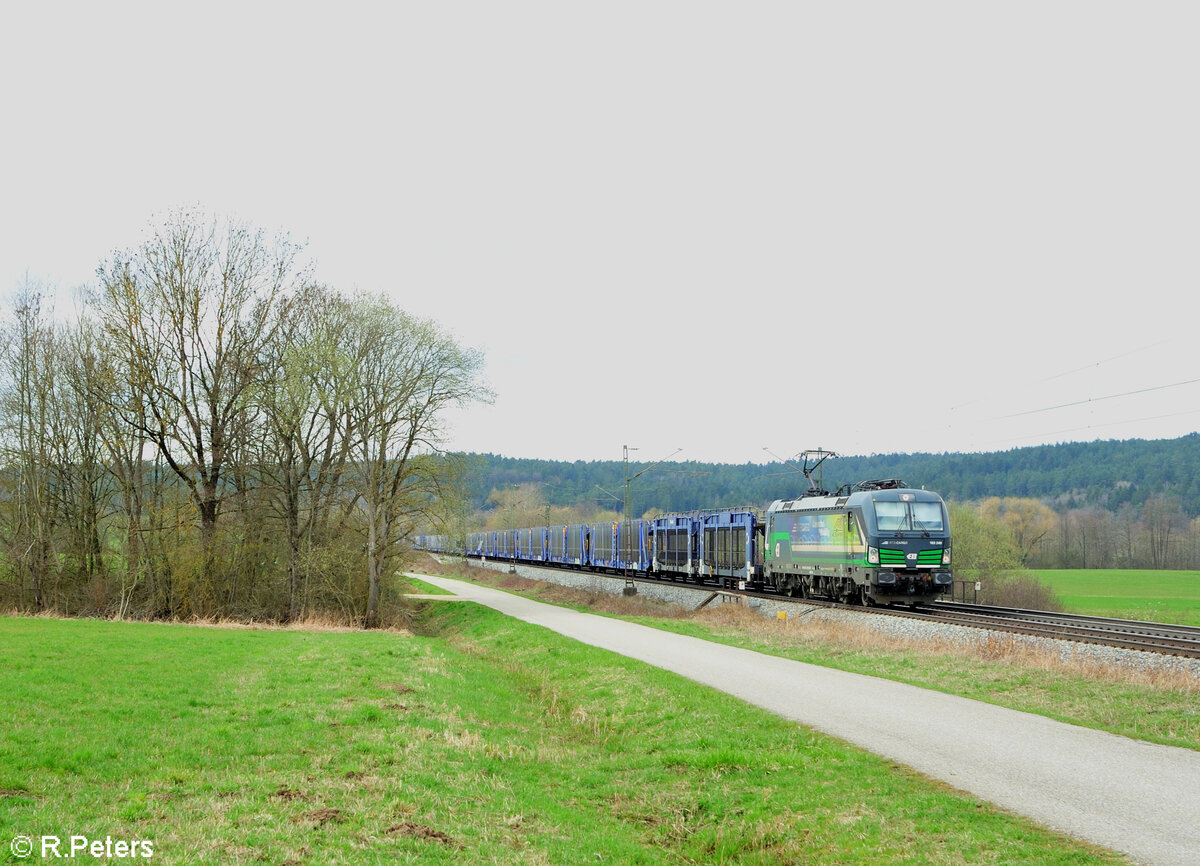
[408,573,1200,865]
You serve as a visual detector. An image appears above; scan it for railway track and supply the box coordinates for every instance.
[911,601,1200,659]
[658,575,1200,660]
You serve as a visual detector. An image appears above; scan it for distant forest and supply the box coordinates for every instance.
[461,434,1200,519]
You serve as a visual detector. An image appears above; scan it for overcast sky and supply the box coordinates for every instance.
[3,2,1197,466]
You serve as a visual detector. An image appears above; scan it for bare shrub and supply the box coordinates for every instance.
[978,571,1065,611]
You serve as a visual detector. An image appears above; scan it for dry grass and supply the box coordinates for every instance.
[186,615,417,636]
[0,601,422,635]
[696,603,1200,694]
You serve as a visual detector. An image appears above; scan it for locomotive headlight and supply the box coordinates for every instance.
[942,547,951,566]
[867,546,879,565]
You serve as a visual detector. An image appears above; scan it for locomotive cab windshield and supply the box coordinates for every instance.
[873,497,945,535]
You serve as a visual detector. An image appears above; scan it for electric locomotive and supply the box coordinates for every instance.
[762,478,952,605]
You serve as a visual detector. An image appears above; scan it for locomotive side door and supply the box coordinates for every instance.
[845,510,867,599]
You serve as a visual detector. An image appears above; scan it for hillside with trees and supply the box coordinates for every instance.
[462,438,1200,517]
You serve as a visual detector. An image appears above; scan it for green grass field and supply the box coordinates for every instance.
[0,612,1124,865]
[1034,569,1200,625]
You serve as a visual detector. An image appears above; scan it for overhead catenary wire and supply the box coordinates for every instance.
[1036,341,1171,384]
[995,376,1200,420]
[948,340,1172,412]
[932,334,1199,453]
[978,406,1200,449]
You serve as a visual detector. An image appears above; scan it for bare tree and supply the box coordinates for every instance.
[1142,496,1185,569]
[980,497,1056,564]
[343,295,488,627]
[1069,508,1115,569]
[93,209,306,611]
[45,319,115,610]
[1114,503,1138,568]
[485,482,550,530]
[256,284,361,620]
[0,284,57,608]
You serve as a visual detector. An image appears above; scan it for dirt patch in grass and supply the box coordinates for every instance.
[385,820,458,847]
[294,808,342,826]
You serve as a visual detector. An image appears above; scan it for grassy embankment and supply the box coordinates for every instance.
[1,612,1123,865]
[1033,569,1200,626]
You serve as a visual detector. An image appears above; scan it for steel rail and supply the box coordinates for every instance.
[912,601,1200,659]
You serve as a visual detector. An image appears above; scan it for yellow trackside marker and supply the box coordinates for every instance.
[777,611,787,621]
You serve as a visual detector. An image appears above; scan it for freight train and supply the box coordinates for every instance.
[415,457,953,606]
